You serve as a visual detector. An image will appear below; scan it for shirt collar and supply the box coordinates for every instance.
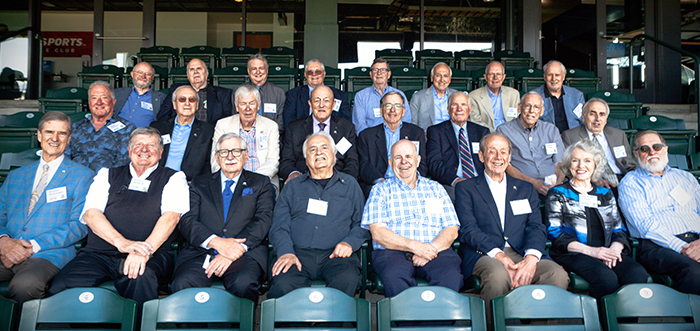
[129,163,159,180]
[543,86,565,98]
[40,154,65,170]
[383,121,403,133]
[373,85,389,94]
[312,115,331,128]
[515,116,538,132]
[450,120,468,133]
[174,116,194,128]
[220,170,243,189]
[432,86,447,99]
[585,127,604,140]
[131,86,151,96]
[484,172,507,186]
[486,86,501,98]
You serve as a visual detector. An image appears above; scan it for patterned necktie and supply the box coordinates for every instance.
[222,179,235,222]
[28,164,50,215]
[592,134,619,185]
[459,128,476,178]
[318,122,326,132]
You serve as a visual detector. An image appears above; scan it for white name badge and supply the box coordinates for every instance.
[128,178,151,193]
[202,254,211,269]
[545,143,558,155]
[141,101,153,111]
[264,103,277,113]
[506,107,519,118]
[336,137,352,155]
[107,121,126,132]
[613,145,627,159]
[373,108,382,118]
[333,99,342,112]
[544,174,558,186]
[670,186,691,206]
[46,186,67,203]
[259,134,269,150]
[573,103,583,118]
[411,141,420,153]
[307,198,328,216]
[510,199,532,216]
[579,194,598,208]
[471,142,480,153]
[425,198,441,214]
[161,134,171,144]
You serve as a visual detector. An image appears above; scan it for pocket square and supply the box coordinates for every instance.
[242,187,253,196]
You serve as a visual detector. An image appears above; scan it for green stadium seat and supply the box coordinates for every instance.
[259,287,370,331]
[180,45,221,69]
[0,111,42,156]
[221,46,258,67]
[141,288,254,331]
[261,46,298,68]
[587,90,643,120]
[415,49,454,70]
[125,65,167,90]
[266,66,297,92]
[18,287,137,331]
[344,67,373,93]
[375,49,413,68]
[494,50,534,71]
[513,68,545,94]
[0,295,16,331]
[455,50,494,72]
[564,68,600,96]
[323,66,342,90]
[39,87,88,113]
[137,46,179,70]
[0,282,9,298]
[602,284,700,331]
[77,65,124,88]
[449,69,473,92]
[403,89,420,102]
[629,114,696,156]
[491,285,601,330]
[472,68,515,90]
[377,286,487,331]
[0,147,41,172]
[213,65,249,90]
[390,67,429,92]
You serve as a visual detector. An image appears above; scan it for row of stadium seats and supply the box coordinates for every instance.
[5,283,700,331]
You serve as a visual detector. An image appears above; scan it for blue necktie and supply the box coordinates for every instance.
[222,179,235,222]
[459,128,475,178]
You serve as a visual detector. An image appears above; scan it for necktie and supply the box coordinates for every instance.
[592,135,619,185]
[459,128,476,178]
[318,122,326,132]
[28,164,50,215]
[222,179,235,222]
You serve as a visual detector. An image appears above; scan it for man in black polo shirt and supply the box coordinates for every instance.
[49,127,190,306]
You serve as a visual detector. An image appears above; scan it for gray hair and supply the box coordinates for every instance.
[247,53,269,70]
[234,83,261,104]
[171,85,199,103]
[632,130,666,150]
[448,91,470,107]
[371,58,390,70]
[543,60,566,74]
[430,62,452,77]
[379,91,405,107]
[583,98,610,117]
[480,132,512,154]
[302,131,337,166]
[129,126,163,151]
[88,80,115,100]
[559,139,606,182]
[485,61,505,74]
[520,91,543,106]
[216,132,248,150]
[305,59,325,72]
[38,111,72,135]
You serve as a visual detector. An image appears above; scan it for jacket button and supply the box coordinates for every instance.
[223,229,227,232]
[504,236,508,240]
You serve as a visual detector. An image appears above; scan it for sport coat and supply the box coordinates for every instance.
[533,84,585,130]
[114,87,167,123]
[468,85,520,132]
[0,158,92,269]
[410,86,459,131]
[177,170,274,274]
[455,174,550,276]
[426,119,490,186]
[279,115,358,180]
[357,122,427,187]
[561,125,637,175]
[156,83,233,123]
[150,117,215,181]
[282,85,351,128]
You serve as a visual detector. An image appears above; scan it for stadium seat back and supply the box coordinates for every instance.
[415,49,454,70]
[455,50,493,72]
[376,49,413,68]
[564,68,600,96]
[513,68,545,93]
[267,66,297,92]
[0,295,17,331]
[78,65,124,88]
[494,50,534,71]
[449,69,473,92]
[261,46,298,68]
[180,45,221,69]
[344,67,373,93]
[222,46,258,67]
[390,67,429,91]
[324,66,342,90]
[138,46,179,69]
[213,65,249,90]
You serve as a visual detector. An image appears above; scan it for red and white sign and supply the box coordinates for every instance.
[42,32,93,57]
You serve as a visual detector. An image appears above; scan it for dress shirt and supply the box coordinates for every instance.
[352,85,411,133]
[586,129,621,174]
[199,171,243,249]
[496,118,564,181]
[164,116,193,172]
[619,166,700,253]
[451,121,478,181]
[432,87,450,124]
[488,87,506,129]
[312,116,331,134]
[361,175,460,250]
[66,115,136,172]
[118,87,154,128]
[80,163,190,222]
[382,122,402,179]
[240,126,260,172]
[33,155,64,191]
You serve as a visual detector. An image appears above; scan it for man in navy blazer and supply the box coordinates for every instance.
[357,91,426,196]
[150,85,215,181]
[283,59,351,128]
[157,58,233,124]
[171,133,274,302]
[455,133,568,304]
[426,91,489,201]
[533,60,585,134]
[114,61,166,128]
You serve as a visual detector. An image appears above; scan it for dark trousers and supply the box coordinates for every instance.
[636,239,700,295]
[552,252,648,299]
[0,257,59,304]
[171,250,263,302]
[267,248,361,299]
[371,249,463,298]
[48,249,174,304]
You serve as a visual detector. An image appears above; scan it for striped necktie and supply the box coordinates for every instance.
[459,128,476,178]
[28,164,50,215]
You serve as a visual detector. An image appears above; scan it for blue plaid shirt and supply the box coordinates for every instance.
[362,175,460,249]
[65,115,136,172]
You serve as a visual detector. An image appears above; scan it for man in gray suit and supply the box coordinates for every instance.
[561,98,636,189]
[410,62,459,131]
[114,61,166,128]
[468,61,520,132]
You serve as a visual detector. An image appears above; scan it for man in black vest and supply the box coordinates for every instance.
[49,127,190,306]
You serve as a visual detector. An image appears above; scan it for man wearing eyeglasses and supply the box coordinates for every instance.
[171,133,274,303]
[283,59,351,128]
[533,60,586,134]
[357,91,427,197]
[150,85,215,181]
[410,62,457,131]
[619,130,700,295]
[353,58,411,133]
[114,62,166,128]
[468,61,520,132]
[232,54,285,132]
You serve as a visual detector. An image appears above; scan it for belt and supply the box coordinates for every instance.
[675,232,700,243]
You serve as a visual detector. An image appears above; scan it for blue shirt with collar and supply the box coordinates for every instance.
[433,86,450,124]
[352,85,411,133]
[118,87,155,128]
[488,87,506,128]
[164,116,193,172]
[382,122,403,179]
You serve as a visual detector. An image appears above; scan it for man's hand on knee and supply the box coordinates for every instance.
[512,255,538,288]
[0,237,33,266]
[681,239,700,262]
[123,253,150,279]
[271,253,302,277]
[494,252,518,285]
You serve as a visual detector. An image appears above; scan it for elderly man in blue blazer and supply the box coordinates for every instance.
[0,111,93,304]
[533,60,586,134]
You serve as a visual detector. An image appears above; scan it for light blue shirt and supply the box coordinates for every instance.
[451,120,477,180]
[164,117,193,172]
[488,87,506,129]
[352,85,411,133]
[382,122,403,179]
[118,87,154,128]
[432,86,450,124]
[619,166,700,253]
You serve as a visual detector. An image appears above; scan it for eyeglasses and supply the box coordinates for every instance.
[635,143,666,153]
[177,97,197,103]
[312,98,333,105]
[133,70,154,77]
[485,73,504,78]
[371,68,389,74]
[382,103,404,110]
[306,69,324,76]
[216,148,247,158]
[521,104,542,111]
[237,101,258,109]
[249,66,267,72]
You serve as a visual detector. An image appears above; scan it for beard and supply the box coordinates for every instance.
[134,79,151,89]
[639,153,668,173]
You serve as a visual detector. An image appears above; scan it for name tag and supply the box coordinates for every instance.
[471,142,480,153]
[510,199,532,216]
[613,145,627,158]
[263,103,277,114]
[506,107,518,118]
[573,103,583,118]
[670,186,691,206]
[141,101,153,110]
[46,186,67,203]
[336,137,352,155]
[307,198,328,216]
[107,121,126,132]
[161,134,171,144]
[333,99,342,112]
[373,108,382,118]
[128,178,151,193]
[203,100,207,109]
[425,198,441,215]
[259,134,269,150]
[202,254,211,269]
[411,141,420,153]
[579,194,598,208]
[545,143,558,155]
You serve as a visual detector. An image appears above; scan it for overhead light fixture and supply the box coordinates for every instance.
[484,0,495,2]
[235,0,243,2]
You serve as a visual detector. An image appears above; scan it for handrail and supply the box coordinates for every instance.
[629,33,700,126]
[0,27,44,98]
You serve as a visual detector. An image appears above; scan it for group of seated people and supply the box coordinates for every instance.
[0,54,698,321]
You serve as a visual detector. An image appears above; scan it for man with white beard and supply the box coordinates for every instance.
[114,62,167,128]
[619,130,700,295]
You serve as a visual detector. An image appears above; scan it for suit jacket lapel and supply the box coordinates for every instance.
[182,119,202,161]
[26,160,69,221]
[475,176,503,233]
[427,89,435,124]
[329,116,340,141]
[444,122,459,154]
[161,120,176,163]
[504,176,519,233]
[304,116,314,137]
[376,126,388,169]
[209,172,226,224]
[301,86,311,116]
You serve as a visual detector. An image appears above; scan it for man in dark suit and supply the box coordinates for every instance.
[455,133,568,304]
[114,61,166,128]
[150,85,215,181]
[426,91,490,200]
[157,58,233,123]
[282,59,351,128]
[171,133,274,302]
[280,85,358,182]
[357,91,426,197]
